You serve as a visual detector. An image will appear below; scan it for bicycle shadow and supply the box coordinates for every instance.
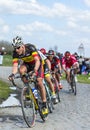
[0,114,28,128]
[0,111,47,128]
[60,88,75,95]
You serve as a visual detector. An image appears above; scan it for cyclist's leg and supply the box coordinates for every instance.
[66,68,71,83]
[55,72,63,89]
[51,73,60,102]
[18,64,30,83]
[72,62,79,82]
[37,77,46,102]
[37,65,48,115]
[44,64,55,94]
[45,74,58,103]
[37,77,48,115]
[45,74,55,94]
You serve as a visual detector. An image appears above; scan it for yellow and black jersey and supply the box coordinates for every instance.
[12,43,41,67]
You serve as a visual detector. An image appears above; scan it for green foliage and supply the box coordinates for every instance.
[0,80,13,103]
[61,73,90,84]
[0,40,13,54]
[3,54,12,66]
[77,74,90,84]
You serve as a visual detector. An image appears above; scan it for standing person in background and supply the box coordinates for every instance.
[0,48,4,65]
[78,56,84,74]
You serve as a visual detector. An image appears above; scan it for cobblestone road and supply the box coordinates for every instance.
[0,67,90,130]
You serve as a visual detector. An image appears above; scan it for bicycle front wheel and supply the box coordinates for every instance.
[71,77,77,95]
[21,87,36,127]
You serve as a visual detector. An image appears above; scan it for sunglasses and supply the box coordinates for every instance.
[15,46,21,50]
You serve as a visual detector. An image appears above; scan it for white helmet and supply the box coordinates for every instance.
[12,36,24,48]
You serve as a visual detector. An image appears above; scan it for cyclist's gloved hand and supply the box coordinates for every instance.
[28,71,37,80]
[31,71,38,79]
[8,73,15,81]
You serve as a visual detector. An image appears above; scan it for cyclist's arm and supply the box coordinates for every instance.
[72,62,79,69]
[8,62,18,81]
[34,56,40,73]
[57,62,62,72]
[12,51,19,75]
[62,57,67,72]
[62,63,69,74]
[45,59,51,70]
[12,62,18,74]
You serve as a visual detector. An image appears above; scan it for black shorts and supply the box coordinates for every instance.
[24,62,44,78]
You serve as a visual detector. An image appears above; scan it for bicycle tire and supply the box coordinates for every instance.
[70,76,77,95]
[21,87,36,127]
[72,77,77,95]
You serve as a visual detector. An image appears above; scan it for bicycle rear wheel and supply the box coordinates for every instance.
[21,87,36,127]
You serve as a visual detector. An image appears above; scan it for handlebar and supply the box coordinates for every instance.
[11,74,21,86]
[10,71,37,87]
[70,67,79,71]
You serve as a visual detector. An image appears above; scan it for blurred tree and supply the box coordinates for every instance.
[0,41,13,55]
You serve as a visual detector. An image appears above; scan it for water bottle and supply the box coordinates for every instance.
[31,83,38,99]
[32,88,38,99]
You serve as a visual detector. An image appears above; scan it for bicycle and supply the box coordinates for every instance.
[11,72,48,127]
[69,68,77,95]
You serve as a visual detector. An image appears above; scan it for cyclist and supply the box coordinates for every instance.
[39,48,58,103]
[47,50,63,89]
[62,51,79,84]
[8,36,48,115]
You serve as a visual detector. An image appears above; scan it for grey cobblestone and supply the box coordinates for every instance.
[0,67,90,130]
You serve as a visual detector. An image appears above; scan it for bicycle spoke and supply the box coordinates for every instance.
[21,87,36,127]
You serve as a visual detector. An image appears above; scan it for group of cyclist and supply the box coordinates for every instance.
[8,36,79,117]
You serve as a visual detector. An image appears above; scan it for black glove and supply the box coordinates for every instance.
[8,73,15,81]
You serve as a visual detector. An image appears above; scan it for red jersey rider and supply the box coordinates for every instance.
[62,51,79,83]
[47,50,63,89]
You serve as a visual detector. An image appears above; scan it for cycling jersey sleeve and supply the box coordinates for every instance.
[38,50,47,60]
[71,55,77,64]
[12,50,19,64]
[54,56,60,65]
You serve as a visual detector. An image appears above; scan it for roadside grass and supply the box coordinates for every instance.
[61,73,90,84]
[77,74,90,84]
[0,80,13,104]
[3,54,12,66]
